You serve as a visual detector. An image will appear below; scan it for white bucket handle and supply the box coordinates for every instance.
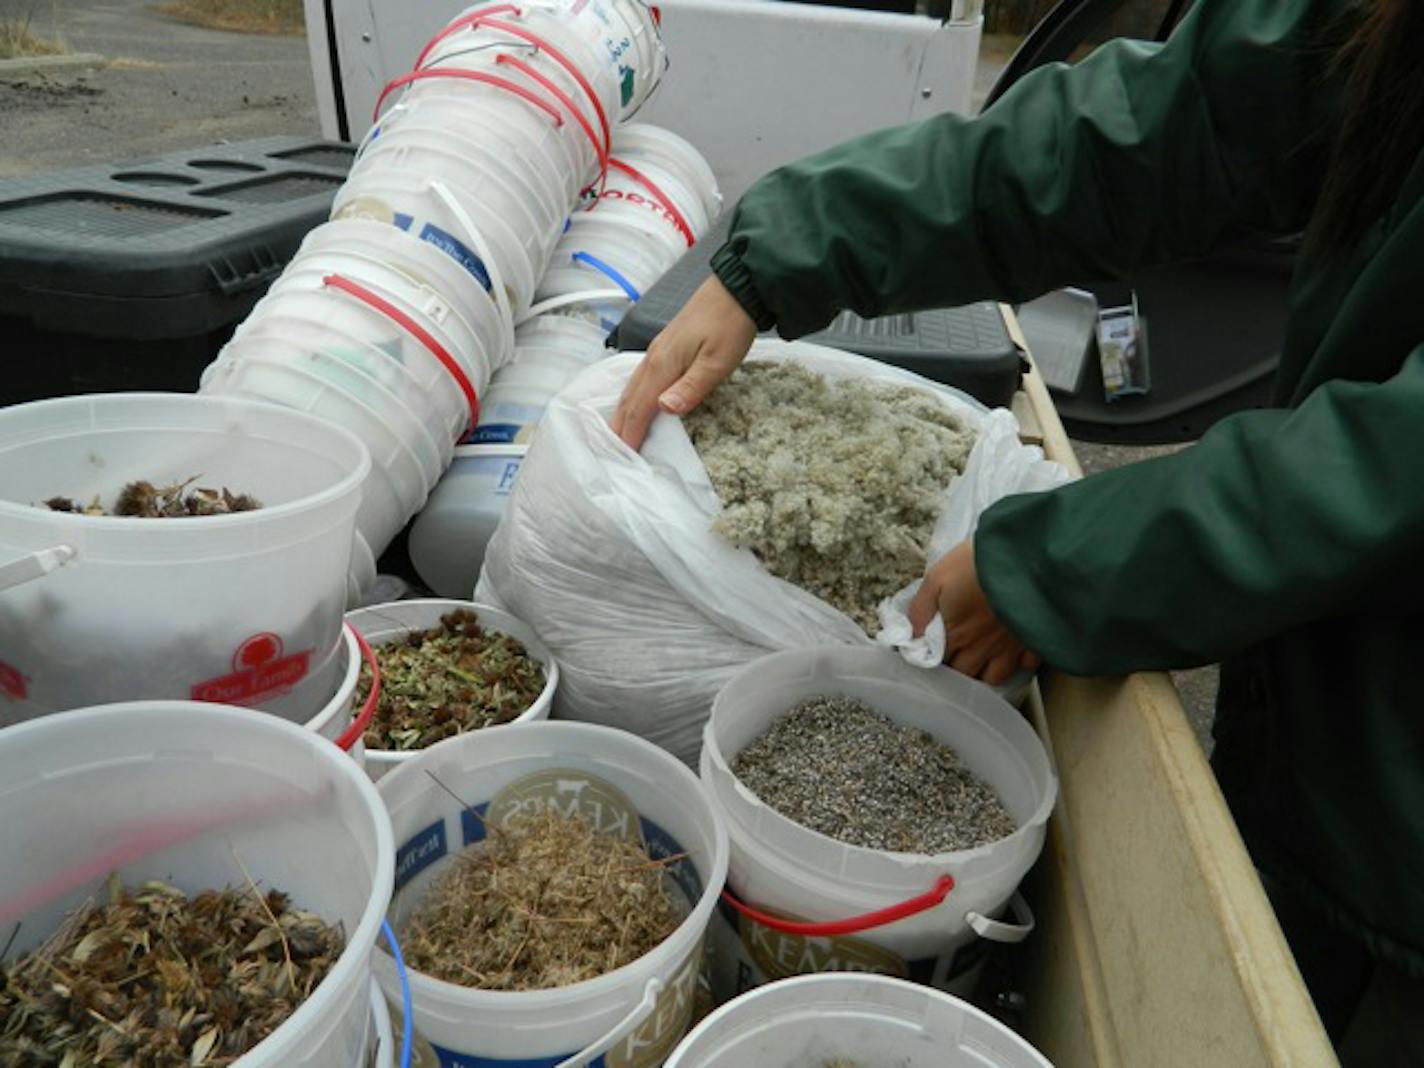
[0,545,76,593]
[966,891,1035,944]
[553,975,664,1068]
[519,288,630,326]
[428,179,516,364]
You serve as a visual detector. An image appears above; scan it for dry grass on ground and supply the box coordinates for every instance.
[0,0,64,58]
[152,0,304,35]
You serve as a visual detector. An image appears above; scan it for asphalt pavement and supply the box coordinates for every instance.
[0,0,319,177]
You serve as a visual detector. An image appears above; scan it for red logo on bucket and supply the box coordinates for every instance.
[190,633,311,705]
[0,659,27,701]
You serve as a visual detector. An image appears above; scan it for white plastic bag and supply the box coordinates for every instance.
[477,340,1071,763]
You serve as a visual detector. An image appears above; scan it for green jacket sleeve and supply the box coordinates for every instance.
[713,0,1341,338]
[975,344,1424,676]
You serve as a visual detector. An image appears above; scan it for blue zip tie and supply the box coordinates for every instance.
[382,919,414,1068]
[571,251,641,301]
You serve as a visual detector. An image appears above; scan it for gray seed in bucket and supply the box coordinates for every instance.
[731,696,1018,854]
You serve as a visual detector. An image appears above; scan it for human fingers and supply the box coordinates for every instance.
[984,651,1021,687]
[612,334,694,447]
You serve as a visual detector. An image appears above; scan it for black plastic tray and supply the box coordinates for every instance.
[0,136,354,405]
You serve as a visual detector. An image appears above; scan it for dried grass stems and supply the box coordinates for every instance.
[44,476,261,518]
[685,362,976,635]
[359,610,548,751]
[400,808,684,992]
[0,872,342,1067]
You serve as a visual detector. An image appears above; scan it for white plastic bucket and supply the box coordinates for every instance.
[333,168,533,326]
[523,288,633,333]
[369,979,396,1068]
[305,621,360,741]
[0,701,395,1067]
[516,311,611,355]
[467,393,548,445]
[595,157,710,251]
[420,25,610,174]
[0,394,368,726]
[701,646,1056,1000]
[409,445,528,596]
[520,0,666,119]
[350,127,560,271]
[364,108,573,237]
[664,973,1052,1068]
[209,336,437,502]
[289,216,508,380]
[375,85,588,212]
[434,2,624,133]
[345,131,563,306]
[344,598,559,782]
[373,720,730,1066]
[614,124,721,223]
[219,319,450,486]
[229,269,477,451]
[200,352,424,561]
[540,213,676,301]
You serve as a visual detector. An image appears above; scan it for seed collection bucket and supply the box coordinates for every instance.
[0,393,368,726]
[663,973,1052,1068]
[0,701,394,1067]
[344,598,559,782]
[700,646,1056,1000]
[373,720,729,1067]
[410,446,529,598]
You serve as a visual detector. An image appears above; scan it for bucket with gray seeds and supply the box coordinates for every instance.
[699,647,1056,1000]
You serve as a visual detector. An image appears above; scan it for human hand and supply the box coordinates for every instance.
[909,540,1041,685]
[611,275,758,450]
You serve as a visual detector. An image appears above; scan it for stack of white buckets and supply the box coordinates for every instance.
[197,0,719,604]
[410,122,720,596]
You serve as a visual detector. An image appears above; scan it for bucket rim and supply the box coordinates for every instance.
[701,646,1058,870]
[0,699,396,1063]
[372,719,731,1009]
[0,393,371,531]
[663,972,1053,1068]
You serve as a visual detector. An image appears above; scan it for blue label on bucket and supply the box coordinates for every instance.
[460,801,493,846]
[391,212,493,293]
[430,1045,597,1068]
[467,424,524,446]
[394,818,447,891]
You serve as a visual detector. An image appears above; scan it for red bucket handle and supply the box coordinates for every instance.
[322,273,480,437]
[606,158,695,247]
[497,53,608,179]
[414,4,523,69]
[374,68,564,129]
[720,874,955,938]
[334,625,380,752]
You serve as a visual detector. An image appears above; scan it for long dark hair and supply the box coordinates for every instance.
[1314,0,1424,252]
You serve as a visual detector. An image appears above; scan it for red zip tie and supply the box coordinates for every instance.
[374,68,563,128]
[414,4,522,70]
[720,875,955,938]
[497,53,607,177]
[334,625,380,752]
[606,157,694,246]
[323,274,480,437]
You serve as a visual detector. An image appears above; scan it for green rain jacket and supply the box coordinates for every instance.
[709,0,1424,976]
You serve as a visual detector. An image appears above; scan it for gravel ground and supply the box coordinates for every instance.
[1071,440,1220,752]
[0,0,318,178]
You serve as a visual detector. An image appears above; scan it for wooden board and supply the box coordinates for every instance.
[1005,307,1337,1068]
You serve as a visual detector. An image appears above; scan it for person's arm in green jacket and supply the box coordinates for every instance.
[717,0,1338,338]
[614,0,1341,448]
[969,344,1424,675]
